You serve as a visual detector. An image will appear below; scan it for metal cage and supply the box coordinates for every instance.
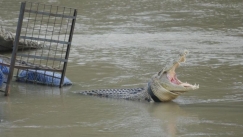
[0,2,77,95]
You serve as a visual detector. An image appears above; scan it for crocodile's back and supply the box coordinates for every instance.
[80,88,151,101]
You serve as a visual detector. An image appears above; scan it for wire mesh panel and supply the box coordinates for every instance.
[3,2,77,95]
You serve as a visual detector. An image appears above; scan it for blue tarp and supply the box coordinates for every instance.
[0,70,3,87]
[0,59,9,75]
[0,60,9,86]
[0,58,72,87]
[0,65,9,75]
[17,70,72,86]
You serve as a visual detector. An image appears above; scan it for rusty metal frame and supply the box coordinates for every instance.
[1,2,77,96]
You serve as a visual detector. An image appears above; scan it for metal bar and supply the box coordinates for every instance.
[50,6,59,84]
[16,53,67,62]
[59,9,77,88]
[5,2,26,96]
[20,36,71,45]
[56,7,65,69]
[26,2,75,10]
[37,4,45,67]
[29,3,39,73]
[25,9,76,19]
[44,4,54,69]
[40,4,51,67]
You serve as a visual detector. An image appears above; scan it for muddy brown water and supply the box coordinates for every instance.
[0,0,243,136]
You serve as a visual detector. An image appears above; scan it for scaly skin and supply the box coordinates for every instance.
[0,26,42,51]
[80,50,199,102]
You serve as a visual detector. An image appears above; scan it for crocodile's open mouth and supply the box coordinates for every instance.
[166,52,199,90]
[167,66,198,89]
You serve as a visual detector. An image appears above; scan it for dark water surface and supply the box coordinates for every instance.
[0,0,243,137]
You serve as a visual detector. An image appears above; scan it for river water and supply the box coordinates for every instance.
[0,0,243,137]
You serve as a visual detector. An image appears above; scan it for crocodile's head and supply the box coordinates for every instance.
[148,50,199,102]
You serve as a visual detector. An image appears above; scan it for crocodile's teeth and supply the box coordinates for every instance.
[194,84,199,89]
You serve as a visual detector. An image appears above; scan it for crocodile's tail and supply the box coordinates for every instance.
[79,88,151,101]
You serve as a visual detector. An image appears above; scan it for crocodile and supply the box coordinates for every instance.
[0,26,42,52]
[79,50,199,102]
